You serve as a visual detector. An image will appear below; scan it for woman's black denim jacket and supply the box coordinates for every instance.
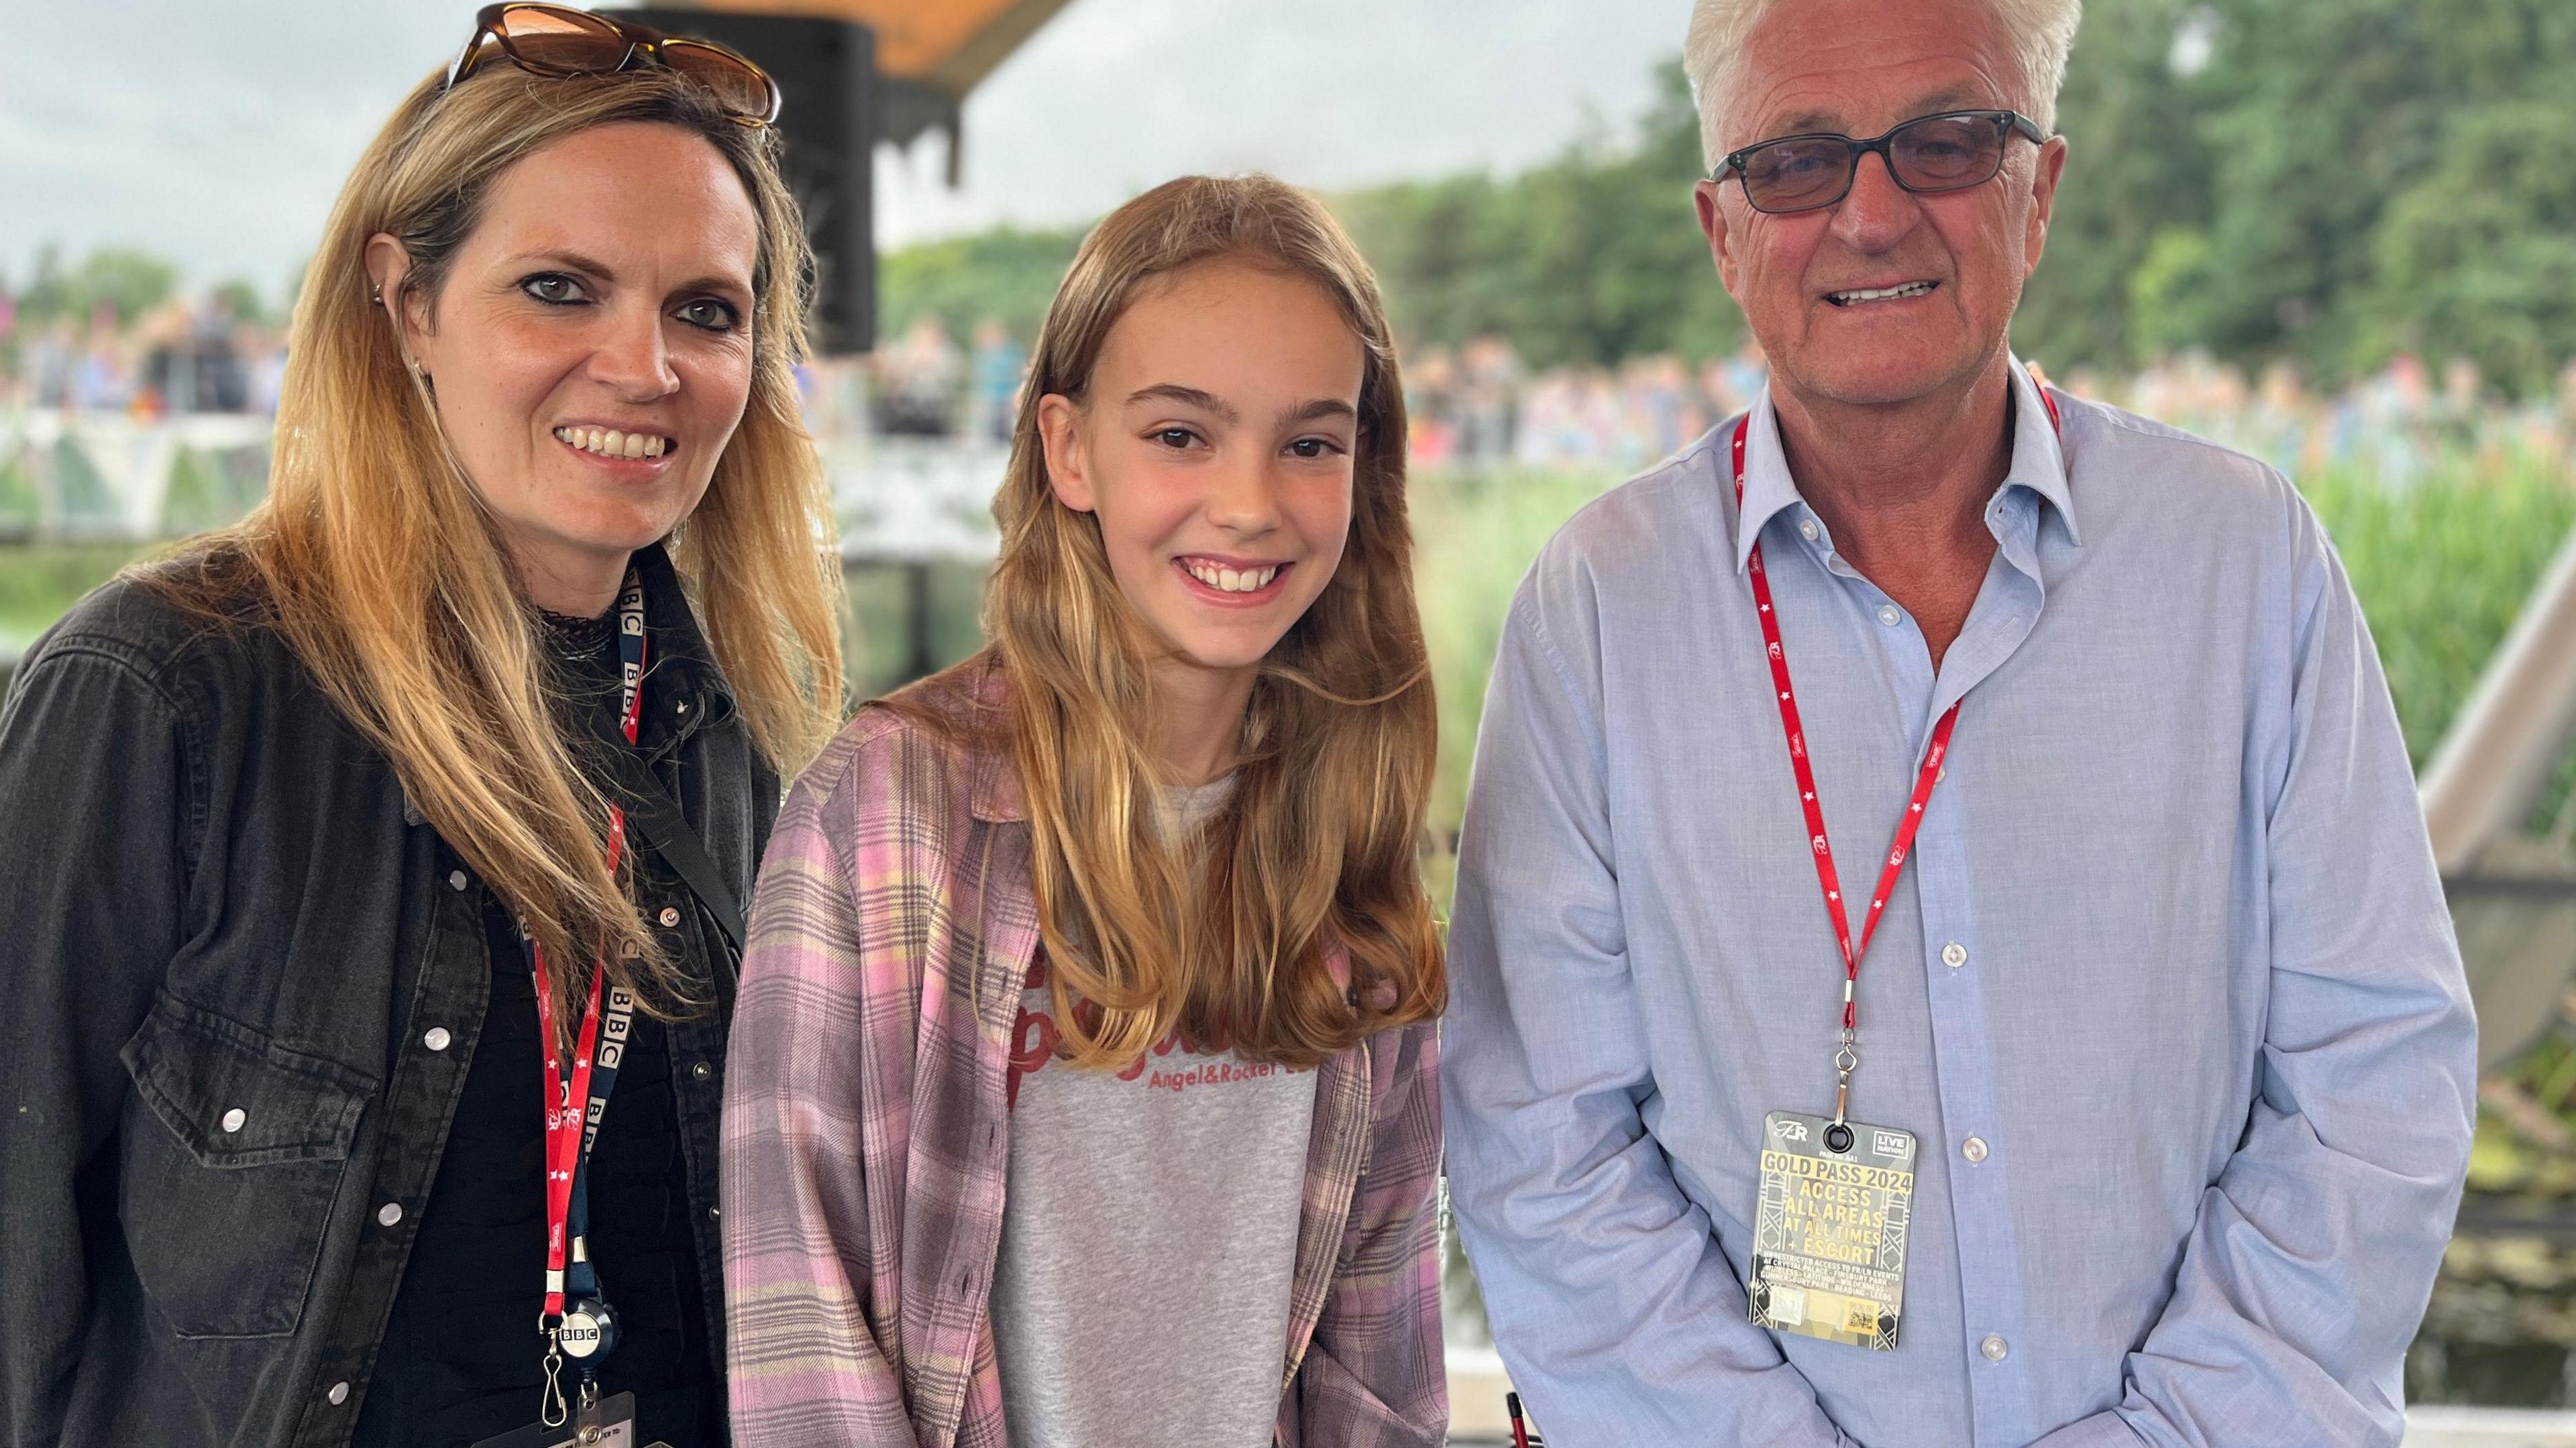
[0,544,777,1447]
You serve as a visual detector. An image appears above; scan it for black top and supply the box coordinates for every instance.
[0,543,770,1448]
[355,608,721,1448]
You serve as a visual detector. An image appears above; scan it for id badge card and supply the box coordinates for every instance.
[469,1392,641,1448]
[1749,1111,1917,1351]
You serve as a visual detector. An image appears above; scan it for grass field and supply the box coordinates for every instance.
[0,543,162,659]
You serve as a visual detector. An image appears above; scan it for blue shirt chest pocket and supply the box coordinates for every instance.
[117,997,375,1339]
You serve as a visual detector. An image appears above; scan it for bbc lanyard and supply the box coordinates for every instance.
[1733,383,2061,1136]
[1734,384,2063,1354]
[527,570,647,1429]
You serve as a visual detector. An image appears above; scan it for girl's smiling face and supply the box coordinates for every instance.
[1038,256,1364,677]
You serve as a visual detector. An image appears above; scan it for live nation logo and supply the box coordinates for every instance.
[1769,1116,1912,1164]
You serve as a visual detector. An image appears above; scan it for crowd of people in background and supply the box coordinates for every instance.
[2066,351,2576,489]
[11,294,2576,490]
[789,314,2576,490]
[0,296,290,418]
[1404,337,1769,475]
[1404,339,2576,488]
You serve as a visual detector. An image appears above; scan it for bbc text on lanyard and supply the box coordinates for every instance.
[527,570,646,1427]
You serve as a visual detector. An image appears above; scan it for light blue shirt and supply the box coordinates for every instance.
[1442,361,2477,1448]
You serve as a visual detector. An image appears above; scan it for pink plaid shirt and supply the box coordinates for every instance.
[721,658,1447,1447]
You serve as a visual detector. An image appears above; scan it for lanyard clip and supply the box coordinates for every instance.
[538,1315,570,1428]
[1828,1029,1860,1152]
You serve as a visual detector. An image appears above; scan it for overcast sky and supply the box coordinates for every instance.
[3,0,1696,300]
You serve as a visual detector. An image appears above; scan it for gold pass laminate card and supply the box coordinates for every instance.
[1749,1111,1917,1351]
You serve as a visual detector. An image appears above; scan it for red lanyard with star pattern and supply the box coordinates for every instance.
[1729,382,2062,1125]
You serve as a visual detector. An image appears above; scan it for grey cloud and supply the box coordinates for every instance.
[2,0,1693,290]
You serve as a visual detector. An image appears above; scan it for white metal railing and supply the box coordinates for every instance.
[822,432,1002,563]
[0,408,272,539]
[0,409,1006,563]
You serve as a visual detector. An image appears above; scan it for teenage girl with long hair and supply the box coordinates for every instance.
[0,9,842,1445]
[722,174,1448,1445]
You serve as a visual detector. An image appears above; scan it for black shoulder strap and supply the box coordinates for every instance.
[599,748,747,954]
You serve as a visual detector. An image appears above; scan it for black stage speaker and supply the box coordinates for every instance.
[614,8,877,354]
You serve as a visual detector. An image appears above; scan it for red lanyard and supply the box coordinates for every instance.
[531,577,650,1320]
[1731,382,2061,1121]
[535,958,610,1317]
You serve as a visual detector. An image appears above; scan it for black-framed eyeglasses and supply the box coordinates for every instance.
[1713,109,2050,215]
[444,3,782,127]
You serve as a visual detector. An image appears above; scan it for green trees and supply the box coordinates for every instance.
[7,245,180,329]
[2025,0,2576,394]
[881,0,2576,393]
[874,225,1085,347]
[2009,0,2220,370]
[1336,68,1743,370]
[2364,93,2576,397]
[876,70,1744,372]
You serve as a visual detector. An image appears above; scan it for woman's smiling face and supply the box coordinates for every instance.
[368,120,760,611]
[1038,256,1365,677]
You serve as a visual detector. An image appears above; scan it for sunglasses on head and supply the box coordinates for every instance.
[1715,109,2049,215]
[444,3,782,127]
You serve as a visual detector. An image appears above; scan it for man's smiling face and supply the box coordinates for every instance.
[1694,0,2065,410]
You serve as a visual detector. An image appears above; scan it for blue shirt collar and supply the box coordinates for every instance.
[1730,355,2080,576]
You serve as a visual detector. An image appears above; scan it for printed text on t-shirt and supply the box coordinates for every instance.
[1006,956,1295,1110]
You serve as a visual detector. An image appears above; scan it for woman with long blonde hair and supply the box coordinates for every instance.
[722,173,1448,1445]
[0,8,840,1446]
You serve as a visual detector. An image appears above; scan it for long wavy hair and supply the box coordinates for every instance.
[981,174,1442,1071]
[151,61,843,1022]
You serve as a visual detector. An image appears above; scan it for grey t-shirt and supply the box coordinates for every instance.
[989,780,1320,1447]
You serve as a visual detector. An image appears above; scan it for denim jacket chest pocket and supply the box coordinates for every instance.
[117,995,376,1339]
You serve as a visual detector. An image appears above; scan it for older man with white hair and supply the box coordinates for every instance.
[1440,1,2477,1444]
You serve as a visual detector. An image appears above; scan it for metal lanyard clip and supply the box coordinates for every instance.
[538,1317,570,1429]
